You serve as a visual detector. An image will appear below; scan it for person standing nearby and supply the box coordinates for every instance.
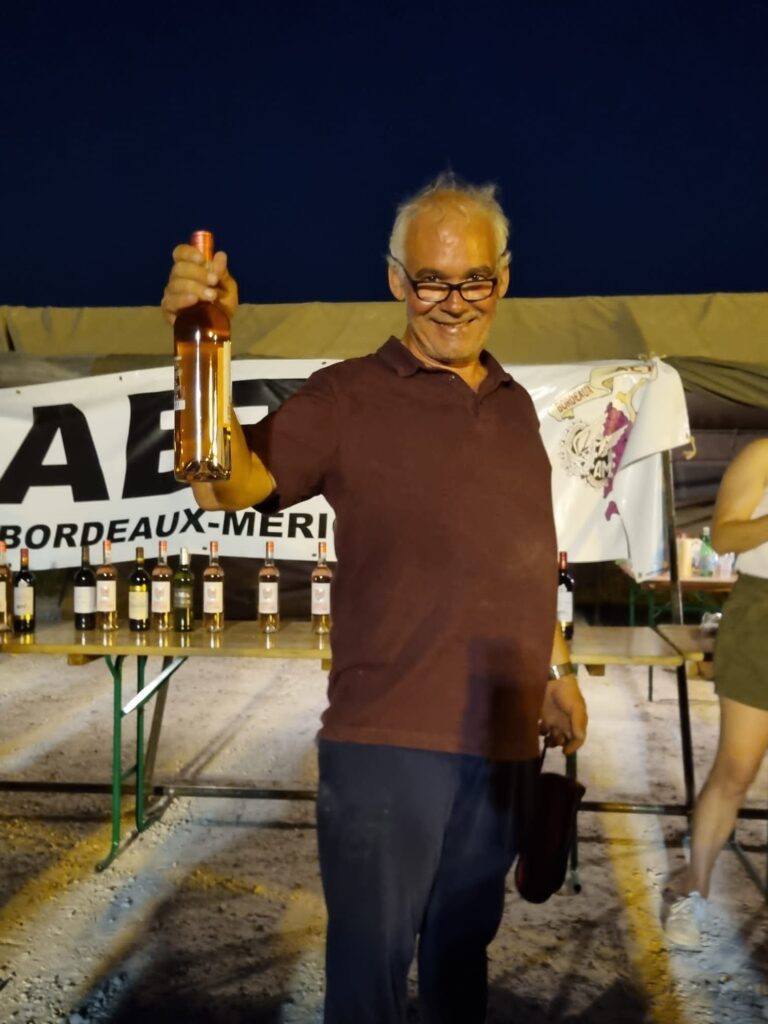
[666,438,768,949]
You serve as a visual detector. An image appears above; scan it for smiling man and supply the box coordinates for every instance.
[162,172,587,1024]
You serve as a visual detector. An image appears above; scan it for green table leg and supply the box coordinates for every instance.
[97,654,126,872]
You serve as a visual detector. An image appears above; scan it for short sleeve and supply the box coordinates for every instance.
[242,368,339,510]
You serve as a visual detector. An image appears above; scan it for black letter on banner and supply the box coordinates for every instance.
[260,514,283,537]
[180,508,206,534]
[26,524,51,549]
[54,523,78,548]
[123,392,185,499]
[222,510,256,536]
[156,512,179,537]
[0,405,108,503]
[81,522,104,546]
[129,517,153,541]
[0,526,21,546]
[107,519,129,542]
[232,378,305,415]
[287,513,313,538]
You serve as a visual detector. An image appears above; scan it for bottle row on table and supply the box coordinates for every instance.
[0,539,333,637]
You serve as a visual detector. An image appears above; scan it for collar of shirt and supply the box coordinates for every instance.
[376,336,514,395]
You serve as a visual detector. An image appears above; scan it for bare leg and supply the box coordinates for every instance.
[684,696,768,897]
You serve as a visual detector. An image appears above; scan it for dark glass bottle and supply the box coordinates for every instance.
[128,546,151,632]
[557,550,574,641]
[73,545,96,630]
[13,548,36,634]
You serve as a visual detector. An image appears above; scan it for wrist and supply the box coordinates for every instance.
[548,661,575,681]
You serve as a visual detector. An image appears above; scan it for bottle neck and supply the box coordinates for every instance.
[20,551,29,570]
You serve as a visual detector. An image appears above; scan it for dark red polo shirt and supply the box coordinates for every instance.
[245,336,557,760]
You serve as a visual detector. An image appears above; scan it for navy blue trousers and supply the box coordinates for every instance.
[316,740,538,1024]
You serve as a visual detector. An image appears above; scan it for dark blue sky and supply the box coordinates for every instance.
[3,0,767,307]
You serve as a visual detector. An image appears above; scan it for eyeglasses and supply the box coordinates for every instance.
[389,254,500,304]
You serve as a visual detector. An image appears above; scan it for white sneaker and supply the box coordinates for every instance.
[665,891,706,950]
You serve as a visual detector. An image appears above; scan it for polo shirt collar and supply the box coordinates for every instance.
[377,336,514,387]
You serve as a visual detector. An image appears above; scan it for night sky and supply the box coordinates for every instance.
[3,0,767,308]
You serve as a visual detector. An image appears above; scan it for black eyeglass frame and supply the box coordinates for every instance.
[388,252,504,304]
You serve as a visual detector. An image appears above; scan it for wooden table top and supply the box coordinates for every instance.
[0,620,331,660]
[1,622,686,669]
[616,561,736,593]
[654,624,716,662]
[571,625,683,666]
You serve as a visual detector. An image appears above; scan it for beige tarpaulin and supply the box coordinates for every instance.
[2,291,767,363]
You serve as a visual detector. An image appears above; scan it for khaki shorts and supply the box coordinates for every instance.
[714,573,768,711]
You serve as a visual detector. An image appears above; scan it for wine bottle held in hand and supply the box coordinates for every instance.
[557,550,574,641]
[73,545,96,630]
[13,548,35,634]
[151,540,172,631]
[311,541,332,635]
[173,547,195,632]
[0,541,14,631]
[173,230,232,482]
[258,541,280,634]
[203,541,225,633]
[95,541,118,632]
[128,546,151,632]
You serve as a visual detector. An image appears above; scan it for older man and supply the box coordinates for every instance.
[162,174,587,1023]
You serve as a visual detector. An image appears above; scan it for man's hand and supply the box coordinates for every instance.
[161,244,239,325]
[539,675,588,755]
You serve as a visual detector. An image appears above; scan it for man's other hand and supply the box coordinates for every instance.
[539,675,588,755]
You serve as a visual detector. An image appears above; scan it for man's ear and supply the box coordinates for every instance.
[388,263,406,301]
[497,259,511,300]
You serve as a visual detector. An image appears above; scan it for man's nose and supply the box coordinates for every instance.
[441,287,469,313]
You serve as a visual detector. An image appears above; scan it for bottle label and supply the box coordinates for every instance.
[557,586,573,623]
[74,586,96,614]
[96,580,117,612]
[174,587,193,609]
[173,357,185,411]
[0,586,6,614]
[311,582,331,615]
[259,582,278,614]
[204,581,223,614]
[152,581,171,612]
[129,590,149,620]
[14,585,34,616]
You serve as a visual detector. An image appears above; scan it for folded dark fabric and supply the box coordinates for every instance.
[514,752,586,904]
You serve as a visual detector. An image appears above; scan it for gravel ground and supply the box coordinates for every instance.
[1,649,767,1023]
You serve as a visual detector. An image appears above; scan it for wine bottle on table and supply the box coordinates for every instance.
[173,547,195,632]
[173,229,232,483]
[203,541,225,633]
[96,540,119,631]
[151,540,173,631]
[258,541,280,634]
[128,546,151,632]
[13,548,35,634]
[73,545,96,630]
[0,541,13,631]
[557,550,574,641]
[311,541,332,635]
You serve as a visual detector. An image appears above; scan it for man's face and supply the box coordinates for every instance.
[388,202,509,369]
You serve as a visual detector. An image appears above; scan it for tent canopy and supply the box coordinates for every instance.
[2,292,767,407]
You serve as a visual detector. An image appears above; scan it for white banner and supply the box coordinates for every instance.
[0,358,689,575]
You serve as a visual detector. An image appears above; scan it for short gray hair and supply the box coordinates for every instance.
[387,171,511,270]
